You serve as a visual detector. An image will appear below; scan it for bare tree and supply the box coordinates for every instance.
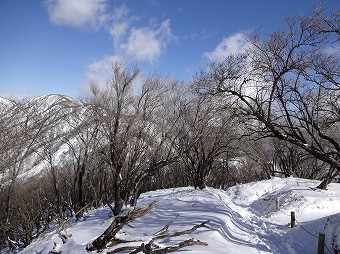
[0,103,46,246]
[59,104,101,219]
[120,75,184,205]
[177,94,238,189]
[194,8,340,189]
[89,63,186,214]
[90,63,139,215]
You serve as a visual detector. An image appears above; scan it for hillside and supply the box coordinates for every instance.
[19,177,340,254]
[0,97,15,108]
[0,94,86,180]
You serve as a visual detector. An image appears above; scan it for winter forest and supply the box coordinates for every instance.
[1,7,340,253]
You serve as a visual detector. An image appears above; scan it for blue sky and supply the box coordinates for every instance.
[0,0,338,100]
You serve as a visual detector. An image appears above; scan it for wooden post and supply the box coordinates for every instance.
[318,233,325,254]
[275,197,280,211]
[290,211,296,228]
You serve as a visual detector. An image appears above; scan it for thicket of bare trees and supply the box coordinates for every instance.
[177,95,239,189]
[0,7,339,252]
[194,7,340,189]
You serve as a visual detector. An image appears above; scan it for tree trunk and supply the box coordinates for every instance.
[87,199,159,252]
[316,167,338,190]
[113,170,123,216]
[75,163,86,220]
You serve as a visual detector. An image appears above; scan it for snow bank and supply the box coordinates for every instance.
[228,177,340,253]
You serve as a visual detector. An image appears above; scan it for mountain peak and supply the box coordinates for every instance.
[0,96,16,107]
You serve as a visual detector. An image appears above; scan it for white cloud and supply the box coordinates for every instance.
[110,22,129,43]
[86,55,121,82]
[121,28,161,63]
[82,55,143,96]
[44,0,108,29]
[45,2,176,94]
[81,55,122,96]
[109,5,135,46]
[44,1,175,64]
[120,20,175,63]
[204,33,250,63]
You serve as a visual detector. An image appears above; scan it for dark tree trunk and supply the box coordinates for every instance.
[113,170,123,216]
[316,167,338,190]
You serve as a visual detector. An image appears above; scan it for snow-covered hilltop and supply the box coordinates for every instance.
[20,177,340,254]
[26,94,82,112]
[0,96,15,108]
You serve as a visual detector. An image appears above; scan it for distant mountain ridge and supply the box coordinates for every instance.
[0,94,87,181]
[0,96,16,107]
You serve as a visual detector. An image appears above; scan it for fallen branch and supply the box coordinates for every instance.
[86,199,159,251]
[107,245,142,253]
[154,215,179,236]
[154,220,210,239]
[107,220,210,253]
[87,201,210,253]
[152,238,208,254]
[107,238,207,254]
[107,240,157,254]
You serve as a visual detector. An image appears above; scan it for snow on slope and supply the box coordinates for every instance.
[27,94,82,112]
[16,94,85,179]
[0,96,15,108]
[19,178,340,254]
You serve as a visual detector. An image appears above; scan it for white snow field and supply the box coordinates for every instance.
[19,177,340,254]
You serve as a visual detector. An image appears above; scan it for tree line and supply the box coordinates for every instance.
[0,7,339,251]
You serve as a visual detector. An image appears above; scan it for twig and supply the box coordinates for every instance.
[154,220,210,240]
[154,215,179,236]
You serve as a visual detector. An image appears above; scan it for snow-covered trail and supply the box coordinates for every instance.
[209,190,270,250]
[20,187,273,254]
[133,187,272,253]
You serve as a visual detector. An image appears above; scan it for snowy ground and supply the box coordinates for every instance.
[18,177,340,254]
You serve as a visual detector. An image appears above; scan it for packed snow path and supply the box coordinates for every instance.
[133,187,271,253]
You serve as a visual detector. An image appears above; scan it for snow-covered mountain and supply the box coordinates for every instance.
[0,96,15,108]
[20,177,340,254]
[0,94,86,180]
[0,96,16,116]
[26,94,82,112]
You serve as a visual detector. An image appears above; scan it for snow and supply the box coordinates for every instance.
[0,96,15,108]
[19,177,340,254]
[10,94,87,180]
[25,94,83,114]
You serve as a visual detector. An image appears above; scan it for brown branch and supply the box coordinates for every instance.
[107,245,143,253]
[107,220,210,253]
[154,220,210,239]
[107,238,208,254]
[86,199,159,252]
[154,215,179,236]
[88,202,209,253]
[152,238,208,254]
